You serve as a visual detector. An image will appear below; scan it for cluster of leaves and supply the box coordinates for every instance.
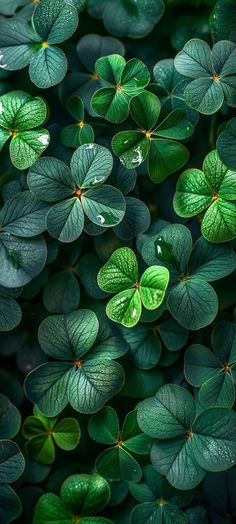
[0,0,236,523]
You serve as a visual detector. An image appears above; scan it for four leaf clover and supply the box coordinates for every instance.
[185,321,236,408]
[24,309,126,416]
[92,54,150,123]
[173,150,236,242]
[174,38,236,114]
[97,247,170,327]
[27,143,126,243]
[0,91,49,169]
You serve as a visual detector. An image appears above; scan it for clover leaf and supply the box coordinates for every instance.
[24,309,125,416]
[0,287,22,332]
[112,91,193,183]
[173,150,236,242]
[97,247,169,328]
[92,55,150,123]
[137,384,236,490]
[0,91,50,169]
[130,465,192,524]
[61,96,94,148]
[88,407,153,482]
[185,321,236,408]
[0,0,79,88]
[217,117,236,170]
[142,224,236,329]
[22,408,81,464]
[174,38,236,114]
[0,439,25,524]
[87,0,164,39]
[33,473,112,524]
[27,143,126,243]
[151,58,199,125]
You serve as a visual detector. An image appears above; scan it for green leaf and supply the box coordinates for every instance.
[0,485,22,524]
[112,131,149,169]
[0,394,21,439]
[60,473,111,516]
[0,191,49,237]
[137,384,196,439]
[0,91,47,130]
[43,271,80,314]
[46,198,84,242]
[28,157,75,202]
[82,186,125,227]
[217,117,236,169]
[130,502,187,524]
[33,0,78,43]
[153,109,193,140]
[98,247,138,292]
[0,19,40,71]
[29,47,68,89]
[148,139,189,183]
[184,344,221,387]
[0,296,22,332]
[33,493,73,524]
[168,279,218,330]
[9,129,50,169]
[0,440,25,483]
[106,289,142,328]
[70,144,113,189]
[53,418,81,450]
[139,266,169,310]
[88,406,119,445]
[95,446,142,482]
[0,233,47,288]
[122,410,153,455]
[130,91,161,130]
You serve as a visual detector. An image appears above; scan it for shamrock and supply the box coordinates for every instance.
[22,407,80,464]
[87,0,164,39]
[61,96,94,148]
[24,309,126,416]
[112,90,193,183]
[0,440,25,524]
[27,143,126,243]
[185,321,236,408]
[137,384,236,490]
[88,407,154,482]
[130,465,193,524]
[97,247,170,328]
[92,54,150,123]
[173,150,236,242]
[217,117,236,170]
[0,91,49,169]
[33,473,112,524]
[142,224,236,329]
[174,38,236,114]
[0,0,79,88]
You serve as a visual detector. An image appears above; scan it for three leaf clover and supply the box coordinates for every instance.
[92,54,150,123]
[97,247,170,328]
[0,91,49,169]
[137,383,236,490]
[174,38,236,114]
[22,408,81,464]
[61,96,94,148]
[0,0,79,88]
[185,321,236,409]
[112,90,193,183]
[27,143,126,243]
[173,150,236,243]
[88,407,153,482]
[24,309,125,416]
[33,473,112,524]
[130,465,193,524]
[142,224,236,330]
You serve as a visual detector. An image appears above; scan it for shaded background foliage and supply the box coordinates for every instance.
[0,0,236,523]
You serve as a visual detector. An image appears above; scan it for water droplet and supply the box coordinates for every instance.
[38,134,49,145]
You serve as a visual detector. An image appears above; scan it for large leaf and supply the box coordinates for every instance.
[0,191,49,237]
[70,144,113,189]
[0,440,25,483]
[29,47,68,89]
[98,247,138,293]
[33,0,78,43]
